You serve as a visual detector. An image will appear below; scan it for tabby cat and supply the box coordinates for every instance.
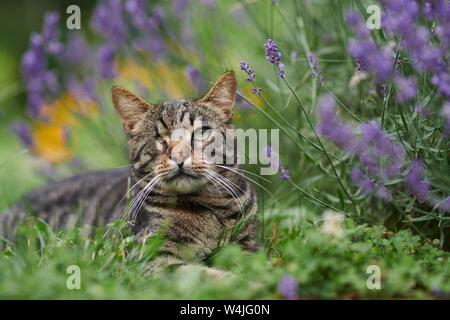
[0,71,259,264]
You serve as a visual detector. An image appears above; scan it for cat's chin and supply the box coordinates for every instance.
[163,176,204,194]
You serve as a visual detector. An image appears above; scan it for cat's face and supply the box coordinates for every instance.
[112,71,237,194]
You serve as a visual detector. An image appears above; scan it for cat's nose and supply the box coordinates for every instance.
[171,142,190,168]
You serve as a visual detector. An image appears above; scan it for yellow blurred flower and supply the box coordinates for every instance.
[31,92,99,164]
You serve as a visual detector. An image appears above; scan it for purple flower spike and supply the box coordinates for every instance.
[395,76,416,103]
[240,61,256,82]
[42,11,62,55]
[351,167,376,195]
[185,65,205,92]
[240,61,262,94]
[405,160,430,202]
[307,52,324,84]
[316,94,356,152]
[10,122,33,148]
[440,103,450,135]
[264,145,289,180]
[264,39,285,78]
[277,275,299,300]
[264,39,281,64]
[91,0,126,45]
[97,44,117,79]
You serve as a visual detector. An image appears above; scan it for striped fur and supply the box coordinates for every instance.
[0,71,259,260]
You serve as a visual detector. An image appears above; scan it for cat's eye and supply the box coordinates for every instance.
[193,126,212,141]
[161,140,168,152]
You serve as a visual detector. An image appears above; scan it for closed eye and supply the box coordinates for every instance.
[161,140,168,152]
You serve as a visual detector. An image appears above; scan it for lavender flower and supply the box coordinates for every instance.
[68,77,96,101]
[264,39,281,64]
[251,87,262,95]
[62,34,90,63]
[91,0,126,45]
[21,32,51,116]
[264,39,285,78]
[316,94,356,152]
[10,122,33,148]
[440,103,450,135]
[317,93,406,199]
[185,65,205,92]
[240,61,256,82]
[277,275,299,300]
[240,61,262,95]
[357,120,405,180]
[395,76,416,103]
[307,52,323,84]
[348,40,393,83]
[173,0,188,15]
[42,11,62,55]
[405,160,430,202]
[351,167,375,195]
[436,196,450,212]
[264,145,290,180]
[133,35,166,57]
[345,10,370,39]
[125,0,154,31]
[97,44,117,79]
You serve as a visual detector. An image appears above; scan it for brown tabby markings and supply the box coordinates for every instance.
[1,72,259,262]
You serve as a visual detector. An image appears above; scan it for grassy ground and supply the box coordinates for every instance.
[0,205,449,299]
[1,0,450,299]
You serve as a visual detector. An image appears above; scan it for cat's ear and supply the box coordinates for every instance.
[112,87,154,132]
[199,71,237,121]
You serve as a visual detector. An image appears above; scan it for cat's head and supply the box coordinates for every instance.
[112,71,237,194]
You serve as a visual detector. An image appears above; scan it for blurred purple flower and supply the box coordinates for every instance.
[358,120,405,180]
[432,72,450,98]
[62,34,90,63]
[277,275,298,300]
[125,0,156,31]
[133,35,166,57]
[68,78,96,101]
[264,145,290,180]
[317,94,356,152]
[10,122,33,148]
[201,0,216,9]
[173,0,188,15]
[395,76,416,103]
[21,32,51,116]
[185,65,205,92]
[351,167,375,194]
[437,196,450,212]
[405,160,430,202]
[345,10,370,39]
[91,0,126,45]
[152,6,165,26]
[440,103,450,135]
[348,40,393,83]
[97,44,117,79]
[307,52,323,84]
[42,11,62,55]
[236,95,252,110]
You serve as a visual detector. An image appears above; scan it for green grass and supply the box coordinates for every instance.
[0,207,448,299]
